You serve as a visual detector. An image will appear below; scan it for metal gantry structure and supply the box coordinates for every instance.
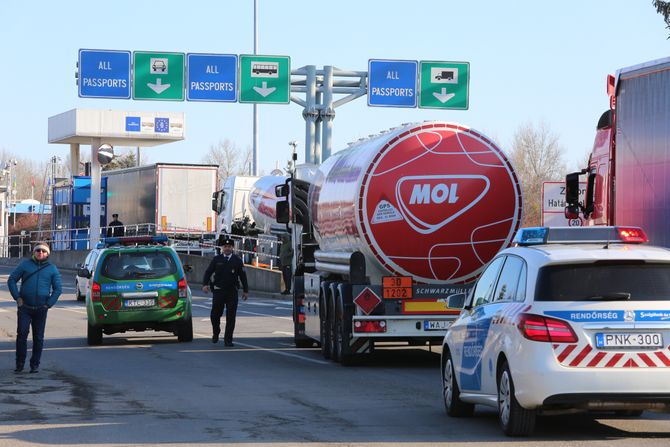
[290,66,368,165]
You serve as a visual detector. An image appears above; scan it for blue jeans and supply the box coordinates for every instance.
[16,305,49,369]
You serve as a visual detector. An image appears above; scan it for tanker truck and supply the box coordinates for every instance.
[565,56,670,248]
[212,174,287,238]
[276,121,523,364]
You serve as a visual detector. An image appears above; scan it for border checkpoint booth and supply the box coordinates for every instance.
[47,109,185,250]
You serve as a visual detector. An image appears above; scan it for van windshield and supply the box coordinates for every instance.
[535,261,670,301]
[101,252,177,280]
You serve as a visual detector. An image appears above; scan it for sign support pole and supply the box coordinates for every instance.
[89,139,101,249]
[303,65,318,164]
[321,65,335,161]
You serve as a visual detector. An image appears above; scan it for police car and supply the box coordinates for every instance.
[441,226,670,436]
[78,236,193,345]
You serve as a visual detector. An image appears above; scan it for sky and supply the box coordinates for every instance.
[0,1,668,176]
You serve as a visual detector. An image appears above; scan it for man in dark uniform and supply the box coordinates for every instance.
[202,237,249,346]
[107,213,125,237]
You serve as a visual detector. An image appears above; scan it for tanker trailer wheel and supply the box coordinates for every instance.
[328,293,339,362]
[320,292,332,359]
[336,294,358,366]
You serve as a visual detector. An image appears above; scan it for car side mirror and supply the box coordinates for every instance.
[183,264,193,273]
[446,293,466,309]
[78,268,91,279]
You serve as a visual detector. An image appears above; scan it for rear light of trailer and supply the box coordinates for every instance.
[178,278,188,298]
[354,320,387,333]
[517,313,577,343]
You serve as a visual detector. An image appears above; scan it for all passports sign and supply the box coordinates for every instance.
[78,49,131,99]
[368,59,417,107]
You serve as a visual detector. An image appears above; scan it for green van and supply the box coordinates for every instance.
[79,236,193,345]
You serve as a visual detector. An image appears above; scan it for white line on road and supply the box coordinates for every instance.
[238,309,291,320]
[192,332,328,365]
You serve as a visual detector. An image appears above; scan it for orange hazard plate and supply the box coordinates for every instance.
[383,276,413,299]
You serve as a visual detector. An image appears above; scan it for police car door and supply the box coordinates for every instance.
[454,256,505,394]
[479,255,527,396]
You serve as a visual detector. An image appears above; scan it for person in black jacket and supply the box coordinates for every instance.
[202,237,248,346]
[107,213,125,237]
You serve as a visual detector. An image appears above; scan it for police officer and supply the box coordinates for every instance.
[202,237,248,346]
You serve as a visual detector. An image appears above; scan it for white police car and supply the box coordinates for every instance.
[441,226,670,436]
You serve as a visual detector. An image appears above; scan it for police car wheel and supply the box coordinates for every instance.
[442,350,474,417]
[498,361,535,436]
[177,317,193,342]
[87,323,103,346]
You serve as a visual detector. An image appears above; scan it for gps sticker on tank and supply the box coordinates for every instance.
[372,200,402,224]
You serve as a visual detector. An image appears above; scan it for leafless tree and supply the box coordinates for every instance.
[507,121,566,227]
[202,139,252,180]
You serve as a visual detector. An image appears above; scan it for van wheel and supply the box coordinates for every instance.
[177,317,193,342]
[498,361,535,436]
[75,281,85,302]
[87,324,103,346]
[443,349,474,417]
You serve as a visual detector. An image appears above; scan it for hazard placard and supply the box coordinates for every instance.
[353,287,382,315]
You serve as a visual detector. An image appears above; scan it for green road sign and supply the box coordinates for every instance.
[239,55,290,104]
[133,52,185,101]
[419,61,469,110]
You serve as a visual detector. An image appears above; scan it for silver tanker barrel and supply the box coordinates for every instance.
[309,121,523,284]
[248,175,287,234]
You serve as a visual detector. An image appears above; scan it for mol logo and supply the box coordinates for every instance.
[409,183,459,205]
[396,175,490,234]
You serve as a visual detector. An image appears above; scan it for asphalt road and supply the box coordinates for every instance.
[0,265,669,447]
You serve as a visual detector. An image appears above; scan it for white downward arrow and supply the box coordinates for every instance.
[253,81,276,97]
[148,78,171,94]
[433,88,456,104]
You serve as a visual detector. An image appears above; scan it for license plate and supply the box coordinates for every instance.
[595,332,663,349]
[424,320,451,331]
[124,299,155,308]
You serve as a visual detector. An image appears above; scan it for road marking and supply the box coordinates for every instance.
[238,309,291,320]
[191,332,328,365]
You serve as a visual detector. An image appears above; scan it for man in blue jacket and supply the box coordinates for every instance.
[8,242,62,373]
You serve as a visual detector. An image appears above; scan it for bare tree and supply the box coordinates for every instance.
[102,151,139,171]
[202,139,252,179]
[508,121,566,227]
[654,0,670,36]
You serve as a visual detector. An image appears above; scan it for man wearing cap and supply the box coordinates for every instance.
[107,213,125,237]
[7,242,62,373]
[202,237,249,346]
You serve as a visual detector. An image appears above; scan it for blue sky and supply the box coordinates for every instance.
[0,1,668,174]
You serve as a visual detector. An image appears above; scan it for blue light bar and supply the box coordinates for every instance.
[102,235,168,247]
[514,227,549,246]
[513,226,648,246]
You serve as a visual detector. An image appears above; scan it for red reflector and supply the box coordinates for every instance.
[517,313,577,343]
[353,320,387,333]
[298,314,305,323]
[91,282,101,302]
[617,227,648,243]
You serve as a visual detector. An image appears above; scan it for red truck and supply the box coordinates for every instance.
[565,57,670,247]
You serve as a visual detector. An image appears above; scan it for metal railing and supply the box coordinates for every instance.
[0,223,283,270]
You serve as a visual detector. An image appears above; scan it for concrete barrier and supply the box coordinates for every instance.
[5,250,283,294]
